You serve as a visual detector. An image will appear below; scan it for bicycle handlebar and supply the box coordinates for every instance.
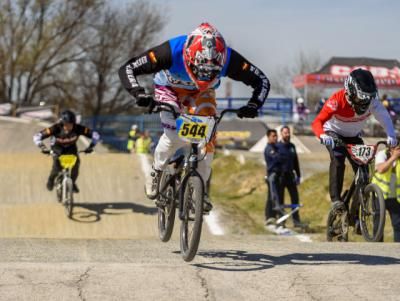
[331,137,387,148]
[41,148,91,156]
[149,100,239,123]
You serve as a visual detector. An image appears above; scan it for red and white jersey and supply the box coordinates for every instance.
[312,89,395,138]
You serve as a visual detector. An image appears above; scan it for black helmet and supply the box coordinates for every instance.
[60,110,76,124]
[344,68,378,115]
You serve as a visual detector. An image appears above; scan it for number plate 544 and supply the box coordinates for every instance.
[178,122,208,139]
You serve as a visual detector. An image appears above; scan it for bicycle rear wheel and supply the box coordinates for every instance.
[326,205,349,242]
[360,183,385,242]
[63,178,74,219]
[158,171,176,242]
[180,174,204,262]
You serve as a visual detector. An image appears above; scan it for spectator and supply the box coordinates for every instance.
[135,130,152,154]
[263,129,282,225]
[315,97,326,114]
[277,126,304,228]
[127,124,138,153]
[295,97,310,121]
[381,94,397,123]
[372,143,400,242]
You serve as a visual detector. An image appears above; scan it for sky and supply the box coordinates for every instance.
[114,0,400,97]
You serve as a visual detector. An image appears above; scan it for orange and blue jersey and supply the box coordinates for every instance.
[119,35,270,108]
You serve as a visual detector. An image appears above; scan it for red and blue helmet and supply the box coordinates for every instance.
[183,23,227,91]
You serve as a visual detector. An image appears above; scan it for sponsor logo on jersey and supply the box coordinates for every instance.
[163,70,196,87]
[149,51,157,63]
[132,56,148,68]
[242,62,249,71]
[327,99,338,111]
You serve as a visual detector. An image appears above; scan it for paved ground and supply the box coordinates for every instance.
[1,238,400,301]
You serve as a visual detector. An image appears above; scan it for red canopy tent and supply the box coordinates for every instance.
[293,57,400,104]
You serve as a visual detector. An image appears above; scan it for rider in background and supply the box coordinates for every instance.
[312,69,397,209]
[33,110,100,193]
[118,22,270,211]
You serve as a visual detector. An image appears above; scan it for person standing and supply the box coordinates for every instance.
[372,143,400,242]
[127,124,138,153]
[264,129,281,225]
[277,126,303,227]
[135,130,152,154]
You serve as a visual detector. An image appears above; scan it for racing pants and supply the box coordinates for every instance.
[153,86,216,184]
[325,131,363,203]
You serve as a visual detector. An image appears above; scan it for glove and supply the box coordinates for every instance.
[84,147,94,154]
[387,136,398,147]
[38,143,50,154]
[237,103,258,118]
[295,176,301,186]
[320,134,335,148]
[135,92,154,108]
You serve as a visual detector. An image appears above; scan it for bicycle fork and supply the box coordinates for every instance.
[61,170,73,203]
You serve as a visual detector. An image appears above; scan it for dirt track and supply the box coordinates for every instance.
[0,118,162,239]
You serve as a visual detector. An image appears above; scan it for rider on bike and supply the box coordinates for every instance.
[312,68,397,209]
[33,110,100,193]
[118,23,270,211]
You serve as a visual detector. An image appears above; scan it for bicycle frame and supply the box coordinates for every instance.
[152,101,237,220]
[338,140,387,223]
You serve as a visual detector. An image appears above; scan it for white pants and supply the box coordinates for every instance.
[153,110,213,183]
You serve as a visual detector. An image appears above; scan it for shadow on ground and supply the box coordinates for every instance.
[70,202,157,223]
[193,250,400,272]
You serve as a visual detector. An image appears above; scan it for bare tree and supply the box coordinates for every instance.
[54,1,166,117]
[0,0,101,106]
[270,50,322,96]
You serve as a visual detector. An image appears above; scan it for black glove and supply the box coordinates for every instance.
[237,104,258,118]
[84,147,94,154]
[38,143,50,154]
[136,92,154,108]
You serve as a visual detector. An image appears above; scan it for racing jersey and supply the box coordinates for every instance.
[33,123,100,154]
[118,35,270,108]
[312,89,395,138]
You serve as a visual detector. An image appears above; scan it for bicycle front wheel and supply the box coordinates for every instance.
[180,174,204,262]
[360,183,385,242]
[158,171,176,242]
[63,178,74,219]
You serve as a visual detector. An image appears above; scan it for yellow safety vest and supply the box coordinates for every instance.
[127,130,136,151]
[135,137,151,154]
[372,160,400,203]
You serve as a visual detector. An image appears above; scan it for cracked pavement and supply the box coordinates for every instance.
[0,238,399,301]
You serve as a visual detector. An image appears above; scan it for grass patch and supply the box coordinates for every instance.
[211,154,395,242]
